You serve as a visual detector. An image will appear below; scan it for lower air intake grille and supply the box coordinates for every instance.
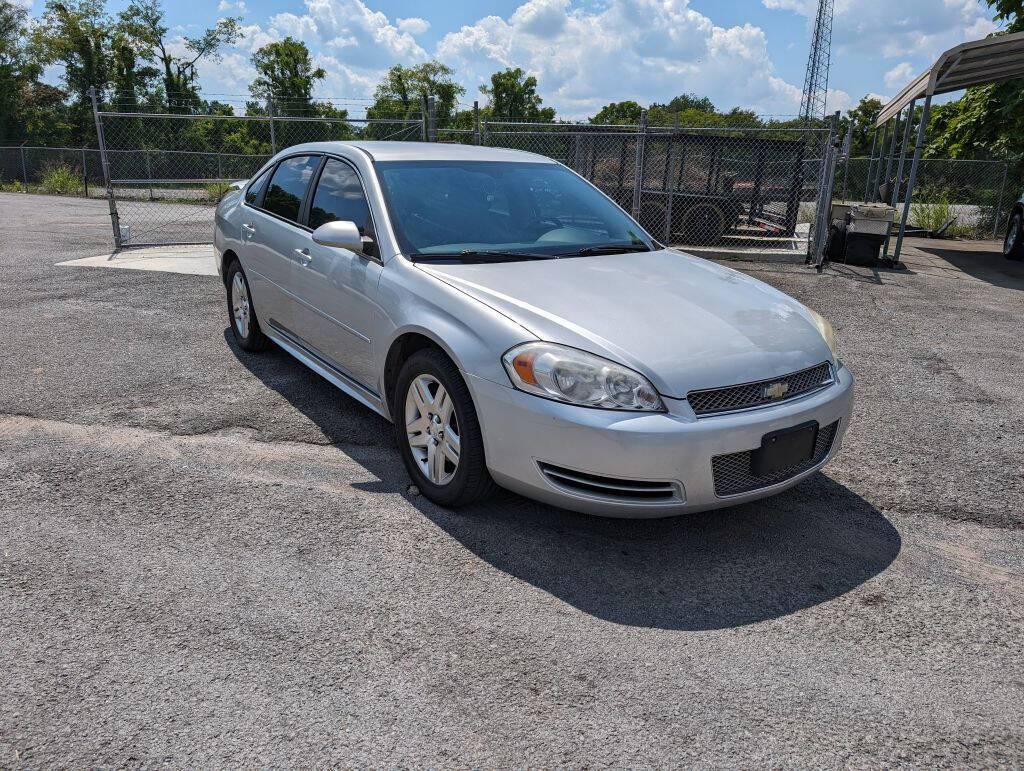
[538,463,681,504]
[711,420,839,497]
[688,362,834,416]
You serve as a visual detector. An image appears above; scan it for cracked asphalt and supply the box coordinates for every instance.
[2,192,1023,767]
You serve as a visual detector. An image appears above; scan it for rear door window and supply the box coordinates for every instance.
[262,155,320,224]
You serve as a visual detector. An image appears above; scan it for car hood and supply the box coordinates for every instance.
[418,249,834,398]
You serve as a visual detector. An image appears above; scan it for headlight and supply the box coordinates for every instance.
[502,342,665,411]
[807,308,839,360]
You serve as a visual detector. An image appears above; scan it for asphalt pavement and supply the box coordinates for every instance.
[1,192,1023,766]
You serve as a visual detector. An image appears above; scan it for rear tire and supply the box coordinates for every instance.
[679,202,726,245]
[1004,211,1024,261]
[226,259,269,352]
[394,348,497,508]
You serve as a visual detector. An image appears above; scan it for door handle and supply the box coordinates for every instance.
[294,247,312,265]
[241,222,256,237]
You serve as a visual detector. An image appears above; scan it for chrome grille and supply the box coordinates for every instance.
[538,463,681,504]
[688,362,833,416]
[711,420,839,497]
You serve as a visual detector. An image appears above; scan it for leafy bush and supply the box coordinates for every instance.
[0,179,23,193]
[205,181,232,201]
[40,164,83,195]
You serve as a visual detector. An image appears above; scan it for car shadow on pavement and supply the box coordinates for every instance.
[228,330,901,632]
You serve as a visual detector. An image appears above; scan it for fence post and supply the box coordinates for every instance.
[994,162,1009,238]
[89,85,122,249]
[427,96,437,142]
[420,94,428,141]
[146,151,154,200]
[267,100,277,155]
[217,153,223,182]
[811,112,840,268]
[483,114,489,146]
[81,147,89,197]
[631,109,647,219]
[473,101,481,146]
[19,143,27,193]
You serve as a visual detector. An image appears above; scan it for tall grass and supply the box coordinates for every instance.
[39,164,83,195]
[910,197,956,233]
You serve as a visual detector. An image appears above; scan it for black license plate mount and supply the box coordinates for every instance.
[751,420,818,477]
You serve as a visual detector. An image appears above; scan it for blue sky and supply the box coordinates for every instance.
[26,0,1005,119]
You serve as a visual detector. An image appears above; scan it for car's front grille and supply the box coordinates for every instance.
[711,420,839,497]
[688,362,833,416]
[538,462,681,504]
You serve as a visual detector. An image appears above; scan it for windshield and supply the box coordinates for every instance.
[374,160,653,258]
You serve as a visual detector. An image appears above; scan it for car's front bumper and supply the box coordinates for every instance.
[468,363,854,518]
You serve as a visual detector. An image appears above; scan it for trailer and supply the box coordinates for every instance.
[563,130,812,246]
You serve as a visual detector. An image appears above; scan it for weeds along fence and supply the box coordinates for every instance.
[0,146,105,196]
[834,156,1013,237]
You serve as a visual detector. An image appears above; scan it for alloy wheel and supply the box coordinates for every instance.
[231,272,251,339]
[405,374,461,486]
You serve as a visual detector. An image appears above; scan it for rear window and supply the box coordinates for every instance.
[262,155,320,223]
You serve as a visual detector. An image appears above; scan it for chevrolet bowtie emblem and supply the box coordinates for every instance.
[761,381,790,400]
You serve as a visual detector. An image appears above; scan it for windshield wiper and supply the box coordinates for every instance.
[410,250,560,263]
[559,243,652,256]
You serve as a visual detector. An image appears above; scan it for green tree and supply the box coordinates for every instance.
[590,100,642,125]
[367,60,464,126]
[480,67,554,121]
[32,0,112,142]
[249,36,325,116]
[652,93,715,114]
[118,0,240,113]
[924,2,1024,178]
[0,0,34,142]
[840,95,883,156]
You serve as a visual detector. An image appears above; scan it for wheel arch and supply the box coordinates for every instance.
[221,248,239,286]
[383,328,464,417]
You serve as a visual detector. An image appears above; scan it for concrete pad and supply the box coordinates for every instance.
[57,245,217,276]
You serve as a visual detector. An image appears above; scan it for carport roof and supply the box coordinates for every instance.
[876,30,1024,126]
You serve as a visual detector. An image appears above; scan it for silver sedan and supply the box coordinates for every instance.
[214,141,853,517]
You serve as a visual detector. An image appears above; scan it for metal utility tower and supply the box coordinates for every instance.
[799,0,834,121]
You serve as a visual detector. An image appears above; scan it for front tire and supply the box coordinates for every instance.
[394,349,496,508]
[1004,211,1024,261]
[226,259,269,352]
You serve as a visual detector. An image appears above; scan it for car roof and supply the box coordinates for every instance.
[278,140,557,164]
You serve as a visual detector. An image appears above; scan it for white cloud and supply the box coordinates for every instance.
[217,0,247,12]
[269,12,319,39]
[884,61,915,90]
[765,0,999,62]
[437,0,803,119]
[396,17,430,36]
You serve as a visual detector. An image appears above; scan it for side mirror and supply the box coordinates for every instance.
[311,220,370,253]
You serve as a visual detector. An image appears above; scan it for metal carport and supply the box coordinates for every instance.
[869,31,1024,264]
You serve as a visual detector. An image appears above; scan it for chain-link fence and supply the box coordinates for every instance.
[0,146,105,196]
[94,111,424,245]
[5,100,1016,255]
[834,156,1013,237]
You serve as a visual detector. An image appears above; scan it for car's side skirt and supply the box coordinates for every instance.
[265,320,390,420]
